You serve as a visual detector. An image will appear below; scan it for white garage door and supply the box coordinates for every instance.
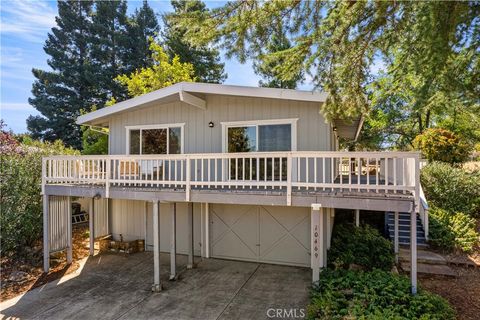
[210,204,311,267]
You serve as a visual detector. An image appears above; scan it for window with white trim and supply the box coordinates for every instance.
[226,122,294,153]
[127,125,183,155]
[222,119,297,181]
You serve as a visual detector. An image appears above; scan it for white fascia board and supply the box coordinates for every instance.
[179,90,206,110]
[77,82,328,125]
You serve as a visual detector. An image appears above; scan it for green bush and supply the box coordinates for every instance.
[413,128,472,164]
[428,207,479,253]
[0,135,78,256]
[328,224,394,271]
[307,269,455,320]
[421,162,480,217]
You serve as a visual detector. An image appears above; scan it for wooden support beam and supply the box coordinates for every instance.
[179,91,206,110]
[143,201,148,251]
[410,204,417,294]
[170,203,177,280]
[43,194,50,273]
[201,203,210,258]
[89,198,95,256]
[152,201,162,292]
[205,203,210,258]
[187,202,194,269]
[66,197,72,264]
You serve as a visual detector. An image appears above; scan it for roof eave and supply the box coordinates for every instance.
[77,82,328,125]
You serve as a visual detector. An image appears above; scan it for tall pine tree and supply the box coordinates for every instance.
[27,0,96,149]
[252,21,303,89]
[125,0,160,74]
[90,0,131,102]
[162,0,226,83]
[29,0,161,149]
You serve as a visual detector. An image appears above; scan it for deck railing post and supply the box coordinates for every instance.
[286,153,292,206]
[414,153,420,213]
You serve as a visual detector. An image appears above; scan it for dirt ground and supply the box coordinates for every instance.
[0,225,90,302]
[420,266,480,320]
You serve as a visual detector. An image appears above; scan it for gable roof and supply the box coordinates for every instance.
[76,82,328,125]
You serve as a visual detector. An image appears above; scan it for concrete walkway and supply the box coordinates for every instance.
[0,253,310,320]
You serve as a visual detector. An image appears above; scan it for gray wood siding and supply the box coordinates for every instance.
[109,199,202,255]
[109,95,331,154]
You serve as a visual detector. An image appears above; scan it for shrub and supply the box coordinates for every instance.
[0,133,78,256]
[413,128,472,164]
[328,224,394,271]
[307,269,455,320]
[428,207,479,253]
[421,162,480,216]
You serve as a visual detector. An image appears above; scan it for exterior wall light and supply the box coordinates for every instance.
[209,121,214,128]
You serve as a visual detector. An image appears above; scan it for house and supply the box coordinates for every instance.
[41,82,428,294]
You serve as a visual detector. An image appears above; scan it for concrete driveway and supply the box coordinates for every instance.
[1,253,311,320]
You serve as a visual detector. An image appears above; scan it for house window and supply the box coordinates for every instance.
[227,123,293,152]
[223,119,297,181]
[127,124,183,155]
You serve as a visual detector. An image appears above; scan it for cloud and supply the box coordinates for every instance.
[0,0,56,43]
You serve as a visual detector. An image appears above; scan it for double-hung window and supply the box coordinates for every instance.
[127,124,184,155]
[223,119,297,181]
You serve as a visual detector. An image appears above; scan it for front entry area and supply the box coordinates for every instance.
[210,205,311,267]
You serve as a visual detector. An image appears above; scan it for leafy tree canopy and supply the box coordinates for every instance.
[173,1,479,149]
[253,19,303,89]
[413,128,472,164]
[115,40,195,98]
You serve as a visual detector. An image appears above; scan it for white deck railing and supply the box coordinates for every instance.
[42,151,421,207]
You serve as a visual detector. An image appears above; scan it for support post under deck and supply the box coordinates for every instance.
[152,201,162,292]
[187,202,194,269]
[170,203,177,280]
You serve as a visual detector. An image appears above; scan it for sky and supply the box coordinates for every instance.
[1,0,312,133]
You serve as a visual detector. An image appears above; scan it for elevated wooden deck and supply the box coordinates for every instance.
[42,151,421,212]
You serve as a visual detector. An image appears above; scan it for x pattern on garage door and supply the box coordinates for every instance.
[210,205,311,267]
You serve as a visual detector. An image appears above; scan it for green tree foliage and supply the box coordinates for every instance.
[115,41,195,97]
[421,162,480,216]
[307,269,455,320]
[162,0,226,83]
[81,126,108,155]
[328,224,394,271]
[28,0,159,149]
[173,1,479,148]
[125,0,160,74]
[27,0,97,149]
[413,128,472,164]
[428,207,479,253]
[252,20,303,89]
[1,124,78,256]
[90,0,132,102]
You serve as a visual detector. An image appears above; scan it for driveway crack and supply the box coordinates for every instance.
[215,263,261,320]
